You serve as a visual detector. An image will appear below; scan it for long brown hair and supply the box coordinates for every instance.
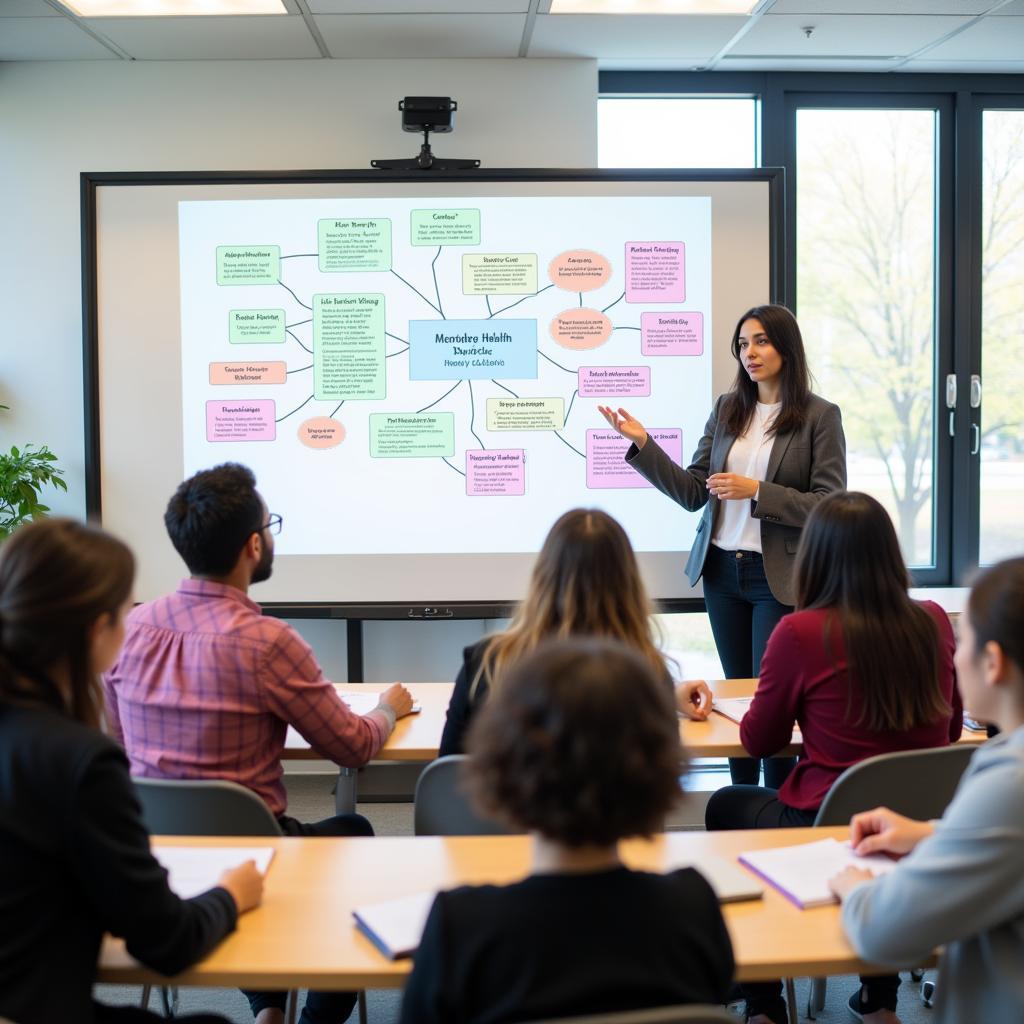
[0,518,135,729]
[474,509,669,698]
[720,304,811,439]
[795,492,949,732]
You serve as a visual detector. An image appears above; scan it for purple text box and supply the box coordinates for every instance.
[466,448,525,496]
[625,242,685,303]
[578,365,651,398]
[205,400,276,442]
[586,428,682,489]
[641,311,703,356]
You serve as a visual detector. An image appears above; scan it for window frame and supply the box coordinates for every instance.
[600,70,1024,585]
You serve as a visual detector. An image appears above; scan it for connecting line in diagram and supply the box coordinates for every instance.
[204,225,702,494]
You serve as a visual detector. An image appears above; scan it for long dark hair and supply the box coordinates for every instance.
[720,304,811,438]
[967,557,1024,676]
[795,492,949,732]
[0,518,135,729]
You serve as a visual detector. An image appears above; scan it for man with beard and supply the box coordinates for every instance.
[104,463,413,1023]
[103,462,413,841]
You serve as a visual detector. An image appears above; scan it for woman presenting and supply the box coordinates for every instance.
[599,304,846,787]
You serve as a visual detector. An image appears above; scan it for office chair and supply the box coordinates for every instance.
[413,755,516,835]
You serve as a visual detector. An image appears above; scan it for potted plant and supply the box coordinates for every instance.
[0,404,68,540]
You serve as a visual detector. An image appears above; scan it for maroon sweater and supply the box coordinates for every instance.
[741,600,963,811]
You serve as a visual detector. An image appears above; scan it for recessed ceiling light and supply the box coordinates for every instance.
[549,0,758,12]
[59,0,286,16]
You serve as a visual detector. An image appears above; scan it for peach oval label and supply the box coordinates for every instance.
[548,249,612,292]
[550,308,613,351]
[298,417,345,449]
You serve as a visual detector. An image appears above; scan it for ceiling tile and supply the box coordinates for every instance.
[314,13,525,58]
[0,16,116,58]
[770,1,994,13]
[992,0,1024,11]
[80,14,320,58]
[528,13,746,60]
[309,0,528,10]
[0,0,62,15]
[716,54,902,70]
[730,13,972,57]
[918,13,1024,58]
[902,57,1024,70]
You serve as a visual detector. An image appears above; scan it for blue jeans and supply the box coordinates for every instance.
[701,544,795,788]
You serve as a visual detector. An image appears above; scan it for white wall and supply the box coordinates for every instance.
[0,57,597,679]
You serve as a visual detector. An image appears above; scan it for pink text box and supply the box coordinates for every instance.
[625,242,685,303]
[577,366,651,398]
[640,312,703,356]
[466,449,525,496]
[586,428,682,489]
[209,361,287,385]
[205,400,276,442]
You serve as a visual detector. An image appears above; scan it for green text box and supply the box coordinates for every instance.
[486,397,564,431]
[318,218,391,272]
[313,293,385,400]
[216,246,280,286]
[229,309,286,343]
[369,413,455,458]
[411,209,480,247]
[463,254,538,295]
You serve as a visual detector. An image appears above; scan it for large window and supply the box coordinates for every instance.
[796,108,939,568]
[598,97,758,168]
[980,109,1024,565]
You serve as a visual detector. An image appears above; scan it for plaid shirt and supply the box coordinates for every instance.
[103,579,392,817]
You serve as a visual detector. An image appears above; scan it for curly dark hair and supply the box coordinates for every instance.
[463,637,686,847]
[164,463,264,576]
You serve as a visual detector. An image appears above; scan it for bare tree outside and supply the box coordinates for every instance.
[980,109,1024,564]
[796,109,937,565]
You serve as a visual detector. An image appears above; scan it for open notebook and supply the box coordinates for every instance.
[713,697,802,743]
[153,846,276,900]
[739,837,898,909]
[353,856,763,960]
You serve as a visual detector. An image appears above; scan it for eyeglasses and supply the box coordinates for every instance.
[258,513,283,536]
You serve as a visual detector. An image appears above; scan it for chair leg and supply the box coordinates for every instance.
[160,985,179,1017]
[358,989,368,1024]
[805,977,827,1018]
[139,985,152,1009]
[784,977,798,1024]
[285,989,298,1024]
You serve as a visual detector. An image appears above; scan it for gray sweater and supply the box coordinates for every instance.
[841,726,1024,1024]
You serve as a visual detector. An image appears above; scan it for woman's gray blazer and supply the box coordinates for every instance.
[625,392,847,606]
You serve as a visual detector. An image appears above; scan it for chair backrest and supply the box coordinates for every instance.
[133,777,283,836]
[523,1006,737,1024]
[413,755,516,836]
[814,743,977,827]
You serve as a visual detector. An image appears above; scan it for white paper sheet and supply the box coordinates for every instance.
[153,845,275,900]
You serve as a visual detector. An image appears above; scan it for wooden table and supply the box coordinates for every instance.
[283,682,453,814]
[680,678,989,758]
[99,826,907,990]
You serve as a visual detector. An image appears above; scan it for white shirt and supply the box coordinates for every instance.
[711,401,780,553]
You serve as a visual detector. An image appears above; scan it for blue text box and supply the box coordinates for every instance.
[409,319,538,381]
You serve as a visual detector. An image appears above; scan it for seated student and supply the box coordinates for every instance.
[0,518,263,1024]
[401,638,734,1024]
[830,556,1024,1024]
[438,507,712,756]
[103,463,413,1024]
[704,491,963,1024]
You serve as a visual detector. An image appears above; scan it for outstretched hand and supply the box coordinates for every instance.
[598,406,648,449]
